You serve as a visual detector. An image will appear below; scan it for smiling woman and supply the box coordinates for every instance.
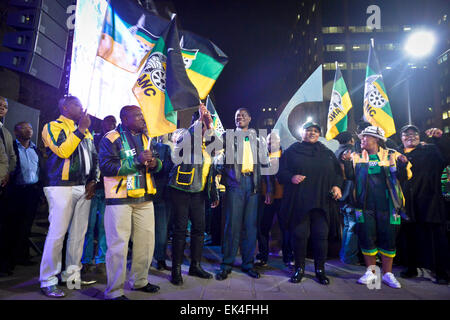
[277,120,343,285]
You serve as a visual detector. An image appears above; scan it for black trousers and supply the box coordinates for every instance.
[403,222,450,275]
[257,198,293,262]
[170,188,206,265]
[0,183,40,270]
[292,209,329,270]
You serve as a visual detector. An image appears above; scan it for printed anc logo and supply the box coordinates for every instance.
[328,90,344,122]
[143,52,167,91]
[364,75,387,109]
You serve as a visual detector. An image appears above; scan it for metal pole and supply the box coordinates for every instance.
[406,77,412,125]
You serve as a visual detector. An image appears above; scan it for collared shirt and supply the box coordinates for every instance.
[16,139,39,185]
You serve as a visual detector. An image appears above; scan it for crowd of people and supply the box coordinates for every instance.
[0,94,449,299]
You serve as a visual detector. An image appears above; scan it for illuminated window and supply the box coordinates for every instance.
[447,96,450,103]
[351,62,367,70]
[262,108,266,112]
[297,14,300,21]
[312,3,316,12]
[403,26,412,31]
[314,54,318,62]
[443,112,448,120]
[444,126,449,133]
[348,26,372,33]
[326,44,345,52]
[323,62,347,70]
[352,44,370,51]
[314,37,318,43]
[322,26,344,33]
[307,19,310,25]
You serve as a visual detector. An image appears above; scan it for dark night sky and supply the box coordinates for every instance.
[172,0,299,128]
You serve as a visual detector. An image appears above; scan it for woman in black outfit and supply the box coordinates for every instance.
[277,121,343,285]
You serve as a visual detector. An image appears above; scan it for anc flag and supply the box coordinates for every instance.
[206,95,225,135]
[363,40,396,137]
[97,0,228,96]
[326,63,353,140]
[180,31,228,99]
[132,17,200,137]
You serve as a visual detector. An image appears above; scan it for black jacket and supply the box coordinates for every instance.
[277,141,343,231]
[214,129,273,195]
[400,136,450,223]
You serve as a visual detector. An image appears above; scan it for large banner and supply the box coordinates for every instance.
[69,0,227,122]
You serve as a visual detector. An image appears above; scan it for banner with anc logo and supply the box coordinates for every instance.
[206,95,225,135]
[133,17,200,138]
[363,39,396,137]
[326,62,353,140]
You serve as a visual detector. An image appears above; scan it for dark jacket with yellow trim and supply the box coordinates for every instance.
[347,147,412,211]
[98,125,162,205]
[41,115,99,187]
[168,121,219,202]
[214,129,273,195]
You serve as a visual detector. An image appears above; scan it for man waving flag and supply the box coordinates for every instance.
[326,62,353,140]
[206,95,225,135]
[363,39,396,137]
[133,16,200,137]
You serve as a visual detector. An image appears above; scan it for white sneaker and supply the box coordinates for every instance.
[382,272,402,289]
[357,269,378,285]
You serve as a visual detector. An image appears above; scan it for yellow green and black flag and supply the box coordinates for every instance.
[326,62,353,140]
[132,17,200,137]
[363,39,396,137]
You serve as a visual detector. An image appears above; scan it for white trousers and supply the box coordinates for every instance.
[40,186,91,288]
[104,201,155,299]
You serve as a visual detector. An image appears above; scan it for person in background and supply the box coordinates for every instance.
[81,115,116,275]
[152,134,173,271]
[399,125,450,285]
[99,105,162,300]
[6,122,45,269]
[39,95,99,298]
[277,121,342,285]
[256,131,294,268]
[334,131,361,266]
[0,96,17,277]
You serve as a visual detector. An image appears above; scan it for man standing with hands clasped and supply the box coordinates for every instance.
[99,105,162,300]
[39,95,99,298]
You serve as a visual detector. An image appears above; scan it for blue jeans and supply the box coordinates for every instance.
[81,189,107,264]
[153,200,172,262]
[221,175,258,271]
[339,208,359,264]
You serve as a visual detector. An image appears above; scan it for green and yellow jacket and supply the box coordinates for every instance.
[41,115,99,186]
[99,124,162,205]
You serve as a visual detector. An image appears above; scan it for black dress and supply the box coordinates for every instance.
[277,141,343,270]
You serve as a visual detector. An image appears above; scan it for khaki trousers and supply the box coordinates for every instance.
[104,201,155,299]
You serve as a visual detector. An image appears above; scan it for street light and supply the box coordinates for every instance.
[404,30,436,58]
[403,29,436,124]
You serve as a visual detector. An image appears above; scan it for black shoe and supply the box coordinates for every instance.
[134,283,160,293]
[315,269,330,285]
[171,265,183,285]
[215,269,231,281]
[290,267,304,283]
[434,271,449,285]
[242,268,260,279]
[254,259,268,267]
[110,295,129,300]
[400,268,418,279]
[189,262,212,279]
[156,260,171,271]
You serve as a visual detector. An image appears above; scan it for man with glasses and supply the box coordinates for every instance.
[399,125,450,285]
